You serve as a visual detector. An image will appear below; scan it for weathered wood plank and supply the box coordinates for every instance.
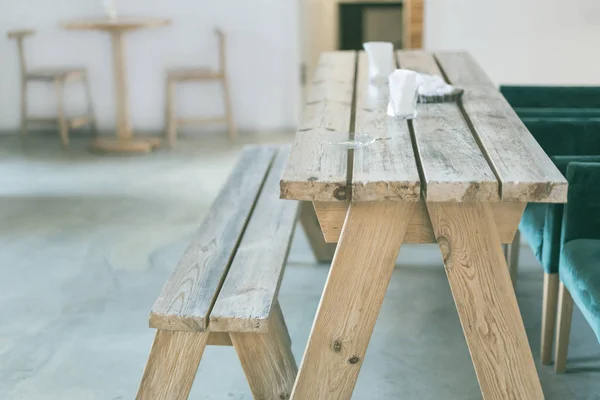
[427,202,544,399]
[397,51,499,202]
[352,51,421,202]
[211,147,299,333]
[280,51,356,202]
[137,330,209,400]
[435,52,568,203]
[300,201,336,262]
[150,146,276,332]
[434,51,495,86]
[291,202,414,399]
[231,303,298,400]
[314,200,525,244]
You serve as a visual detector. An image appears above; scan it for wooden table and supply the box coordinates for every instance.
[62,17,170,153]
[280,51,567,399]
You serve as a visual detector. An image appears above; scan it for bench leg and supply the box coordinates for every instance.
[231,304,298,400]
[137,330,209,400]
[300,201,336,263]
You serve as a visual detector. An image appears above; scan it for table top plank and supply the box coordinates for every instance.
[352,52,421,202]
[434,52,495,86]
[398,50,499,202]
[280,51,355,201]
[435,52,568,203]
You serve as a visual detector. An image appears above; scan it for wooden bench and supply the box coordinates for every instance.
[136,145,302,400]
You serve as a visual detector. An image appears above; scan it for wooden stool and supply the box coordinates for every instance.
[165,28,236,146]
[7,29,96,148]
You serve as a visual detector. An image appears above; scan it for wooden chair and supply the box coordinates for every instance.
[7,29,96,148]
[165,28,236,146]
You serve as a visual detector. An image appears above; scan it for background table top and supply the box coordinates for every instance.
[280,50,567,204]
[61,17,171,31]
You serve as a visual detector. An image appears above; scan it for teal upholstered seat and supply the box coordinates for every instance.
[519,204,546,263]
[560,239,600,342]
[554,161,600,372]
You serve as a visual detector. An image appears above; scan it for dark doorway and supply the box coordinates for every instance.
[339,2,403,50]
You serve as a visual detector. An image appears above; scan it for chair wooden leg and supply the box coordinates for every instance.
[221,77,237,142]
[83,74,97,137]
[20,80,28,139]
[300,202,336,263]
[541,272,559,365]
[554,281,573,374]
[231,303,298,400]
[137,330,209,400]
[55,78,69,149]
[507,229,521,289]
[166,79,177,146]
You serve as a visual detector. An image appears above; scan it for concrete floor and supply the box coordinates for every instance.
[1,133,599,399]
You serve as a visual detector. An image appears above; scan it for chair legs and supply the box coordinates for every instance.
[55,78,69,149]
[20,80,28,140]
[165,79,177,147]
[541,272,559,365]
[222,77,237,142]
[554,281,573,373]
[83,75,97,137]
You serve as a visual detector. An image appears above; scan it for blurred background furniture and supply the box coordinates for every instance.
[501,85,600,367]
[7,29,96,149]
[62,17,170,153]
[554,160,600,373]
[165,28,236,146]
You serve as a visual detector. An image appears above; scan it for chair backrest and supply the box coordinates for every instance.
[215,28,226,73]
[7,29,35,78]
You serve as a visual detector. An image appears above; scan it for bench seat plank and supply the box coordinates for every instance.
[352,51,421,202]
[211,146,299,332]
[150,146,277,332]
[280,51,356,202]
[398,50,499,202]
[435,52,568,203]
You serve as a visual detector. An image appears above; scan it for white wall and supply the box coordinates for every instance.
[425,0,600,85]
[0,0,300,133]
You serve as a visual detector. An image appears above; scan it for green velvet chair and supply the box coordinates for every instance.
[498,93,600,364]
[500,86,600,119]
[553,161,600,373]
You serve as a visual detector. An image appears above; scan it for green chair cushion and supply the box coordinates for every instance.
[560,239,600,343]
[519,203,546,264]
[500,86,600,109]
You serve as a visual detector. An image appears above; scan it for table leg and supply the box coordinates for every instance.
[291,201,414,399]
[426,202,544,400]
[92,30,160,153]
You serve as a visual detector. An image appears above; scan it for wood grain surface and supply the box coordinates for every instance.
[352,51,421,202]
[210,147,299,333]
[426,202,544,399]
[280,51,356,201]
[150,146,276,332]
[398,50,499,202]
[291,201,414,399]
[435,52,567,203]
[231,303,298,400]
[136,330,208,400]
[314,200,525,244]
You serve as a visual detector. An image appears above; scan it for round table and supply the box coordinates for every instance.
[62,17,171,153]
